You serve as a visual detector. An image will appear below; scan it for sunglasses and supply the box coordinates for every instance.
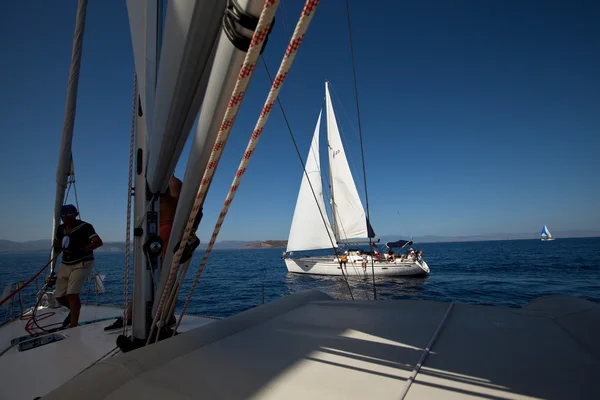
[61,213,75,217]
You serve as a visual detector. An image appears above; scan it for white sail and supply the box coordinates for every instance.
[158,0,266,315]
[125,0,158,133]
[325,82,373,242]
[146,0,226,193]
[287,111,335,252]
[541,225,553,239]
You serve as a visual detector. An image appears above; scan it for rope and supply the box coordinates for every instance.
[343,0,375,299]
[123,73,137,335]
[147,0,282,344]
[397,302,454,399]
[260,58,354,300]
[0,253,61,307]
[172,0,322,336]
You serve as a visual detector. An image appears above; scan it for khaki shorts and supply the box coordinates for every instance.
[55,260,94,297]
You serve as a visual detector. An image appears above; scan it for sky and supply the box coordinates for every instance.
[0,0,599,243]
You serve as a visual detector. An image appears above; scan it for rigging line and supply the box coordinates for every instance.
[260,56,355,300]
[344,0,376,300]
[72,177,81,218]
[397,210,413,239]
[171,0,325,337]
[149,0,282,344]
[63,181,72,205]
[123,72,137,335]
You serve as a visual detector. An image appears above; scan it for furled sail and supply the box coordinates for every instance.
[145,0,227,193]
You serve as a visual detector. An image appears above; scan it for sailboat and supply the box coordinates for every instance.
[3,1,600,399]
[282,82,429,277]
[541,225,555,241]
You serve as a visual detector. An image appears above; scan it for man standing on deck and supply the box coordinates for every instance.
[105,175,201,331]
[52,204,103,328]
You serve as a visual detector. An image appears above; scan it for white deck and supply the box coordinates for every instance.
[0,304,216,400]
[40,290,600,399]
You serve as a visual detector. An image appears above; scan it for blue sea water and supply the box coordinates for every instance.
[1,237,599,320]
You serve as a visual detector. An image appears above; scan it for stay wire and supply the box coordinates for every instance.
[344,0,376,300]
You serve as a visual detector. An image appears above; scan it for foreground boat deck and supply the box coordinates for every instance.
[44,291,600,399]
[0,305,216,400]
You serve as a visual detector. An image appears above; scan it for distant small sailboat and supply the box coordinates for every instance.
[541,225,555,241]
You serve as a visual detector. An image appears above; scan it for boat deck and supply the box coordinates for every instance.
[42,291,600,399]
[0,304,216,400]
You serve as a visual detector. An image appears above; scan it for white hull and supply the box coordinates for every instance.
[0,303,216,400]
[284,256,430,276]
[541,237,555,241]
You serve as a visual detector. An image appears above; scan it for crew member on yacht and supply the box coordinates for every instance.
[51,204,103,328]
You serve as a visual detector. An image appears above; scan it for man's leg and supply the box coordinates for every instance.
[67,294,81,328]
[54,263,72,326]
[65,260,94,328]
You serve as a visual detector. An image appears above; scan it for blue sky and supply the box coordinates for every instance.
[1,0,599,243]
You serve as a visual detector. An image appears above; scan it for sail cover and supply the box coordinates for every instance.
[287,111,335,252]
[145,0,227,193]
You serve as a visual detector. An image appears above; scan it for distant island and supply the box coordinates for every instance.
[244,240,288,249]
[2,230,599,254]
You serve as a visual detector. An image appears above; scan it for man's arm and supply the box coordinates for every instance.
[53,238,62,254]
[169,176,182,200]
[86,235,103,252]
[53,227,63,254]
[84,224,103,252]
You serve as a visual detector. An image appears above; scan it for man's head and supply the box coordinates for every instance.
[61,204,79,223]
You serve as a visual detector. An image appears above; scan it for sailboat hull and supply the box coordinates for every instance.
[284,257,430,276]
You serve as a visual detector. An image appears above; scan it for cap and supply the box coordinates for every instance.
[61,204,78,215]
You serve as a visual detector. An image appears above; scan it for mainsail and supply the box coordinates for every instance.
[286,82,375,252]
[325,82,375,243]
[286,111,335,252]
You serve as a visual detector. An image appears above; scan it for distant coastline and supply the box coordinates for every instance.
[243,240,287,249]
[1,231,599,254]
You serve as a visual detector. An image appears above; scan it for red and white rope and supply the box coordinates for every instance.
[123,73,137,335]
[173,0,321,334]
[148,0,281,343]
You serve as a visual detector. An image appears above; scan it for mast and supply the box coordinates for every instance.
[324,81,339,243]
[126,0,161,342]
[50,0,88,274]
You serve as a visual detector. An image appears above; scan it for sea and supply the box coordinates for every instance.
[1,237,599,321]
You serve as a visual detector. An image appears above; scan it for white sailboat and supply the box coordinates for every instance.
[283,82,429,277]
[3,2,600,399]
[541,225,555,241]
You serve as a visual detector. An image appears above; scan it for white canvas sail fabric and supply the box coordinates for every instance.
[125,0,159,135]
[542,225,553,238]
[158,0,265,313]
[286,111,335,252]
[325,82,371,242]
[145,0,227,193]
